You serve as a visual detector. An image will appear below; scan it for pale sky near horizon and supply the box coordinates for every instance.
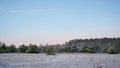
[0,0,120,46]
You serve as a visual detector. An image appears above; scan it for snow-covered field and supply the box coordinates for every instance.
[0,53,120,68]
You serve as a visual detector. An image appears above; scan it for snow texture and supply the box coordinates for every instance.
[0,53,120,68]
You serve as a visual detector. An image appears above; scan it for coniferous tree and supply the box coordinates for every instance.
[19,44,28,53]
[8,44,17,53]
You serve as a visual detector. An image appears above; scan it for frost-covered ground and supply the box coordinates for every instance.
[0,53,120,68]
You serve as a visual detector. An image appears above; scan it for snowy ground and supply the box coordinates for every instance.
[0,53,120,68]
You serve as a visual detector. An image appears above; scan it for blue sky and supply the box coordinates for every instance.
[0,0,120,46]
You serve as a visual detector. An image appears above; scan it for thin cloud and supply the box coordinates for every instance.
[0,4,8,8]
[0,8,57,13]
[0,4,57,13]
[0,4,8,13]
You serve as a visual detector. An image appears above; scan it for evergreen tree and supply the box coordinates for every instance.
[19,44,28,53]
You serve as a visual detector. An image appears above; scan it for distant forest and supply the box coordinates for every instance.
[0,37,120,54]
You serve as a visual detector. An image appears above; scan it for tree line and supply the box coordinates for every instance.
[0,37,120,54]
